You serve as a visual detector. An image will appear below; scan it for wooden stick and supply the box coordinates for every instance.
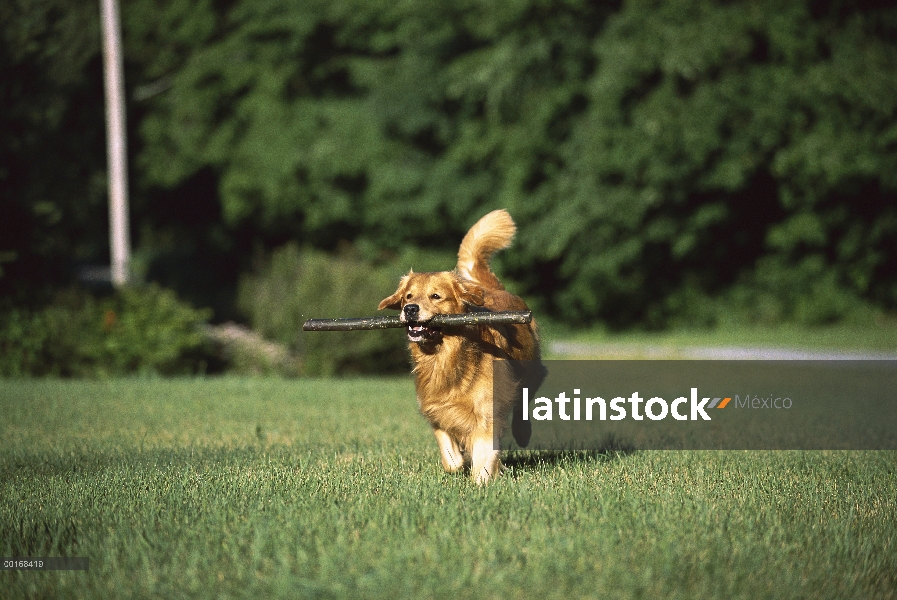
[302,310,532,331]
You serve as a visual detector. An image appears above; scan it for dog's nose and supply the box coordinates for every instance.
[403,304,420,319]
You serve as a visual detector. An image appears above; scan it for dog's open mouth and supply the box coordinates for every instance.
[406,323,442,343]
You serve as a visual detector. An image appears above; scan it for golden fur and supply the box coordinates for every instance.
[378,209,542,484]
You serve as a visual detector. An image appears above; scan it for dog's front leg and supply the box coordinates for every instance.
[433,428,464,473]
[470,429,501,485]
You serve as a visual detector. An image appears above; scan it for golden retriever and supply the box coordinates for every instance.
[378,209,543,484]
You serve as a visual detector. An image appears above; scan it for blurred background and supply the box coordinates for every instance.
[2,0,896,377]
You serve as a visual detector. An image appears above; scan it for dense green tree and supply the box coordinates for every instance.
[531,0,897,325]
[131,0,897,326]
[4,0,896,328]
[0,0,106,299]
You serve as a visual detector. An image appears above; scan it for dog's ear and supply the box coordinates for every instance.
[378,275,408,310]
[378,291,402,311]
[455,280,485,307]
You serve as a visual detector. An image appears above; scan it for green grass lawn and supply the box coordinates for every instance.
[2,377,896,599]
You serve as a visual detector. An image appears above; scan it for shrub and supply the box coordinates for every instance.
[0,284,213,377]
[238,244,453,376]
[661,255,880,329]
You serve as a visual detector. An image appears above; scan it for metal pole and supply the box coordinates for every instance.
[100,0,130,287]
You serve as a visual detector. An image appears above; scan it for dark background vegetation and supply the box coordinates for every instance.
[2,0,896,374]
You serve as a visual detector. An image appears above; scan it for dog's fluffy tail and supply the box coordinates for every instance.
[456,209,516,289]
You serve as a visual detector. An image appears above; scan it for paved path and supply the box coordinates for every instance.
[549,341,897,360]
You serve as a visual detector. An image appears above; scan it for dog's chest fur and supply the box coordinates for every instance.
[410,331,494,439]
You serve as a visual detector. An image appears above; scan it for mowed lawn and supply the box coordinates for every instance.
[1,377,895,599]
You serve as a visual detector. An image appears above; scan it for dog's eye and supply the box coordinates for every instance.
[430,293,441,300]
[406,293,412,299]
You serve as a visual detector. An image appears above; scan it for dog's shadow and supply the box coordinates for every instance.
[501,439,636,479]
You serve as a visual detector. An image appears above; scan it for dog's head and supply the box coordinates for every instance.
[378,270,485,343]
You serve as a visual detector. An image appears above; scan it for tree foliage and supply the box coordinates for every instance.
[0,0,107,297]
[3,0,896,328]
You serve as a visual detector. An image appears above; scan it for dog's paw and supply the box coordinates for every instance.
[472,463,500,485]
[442,460,465,474]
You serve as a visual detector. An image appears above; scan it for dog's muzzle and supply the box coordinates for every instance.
[403,304,442,343]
